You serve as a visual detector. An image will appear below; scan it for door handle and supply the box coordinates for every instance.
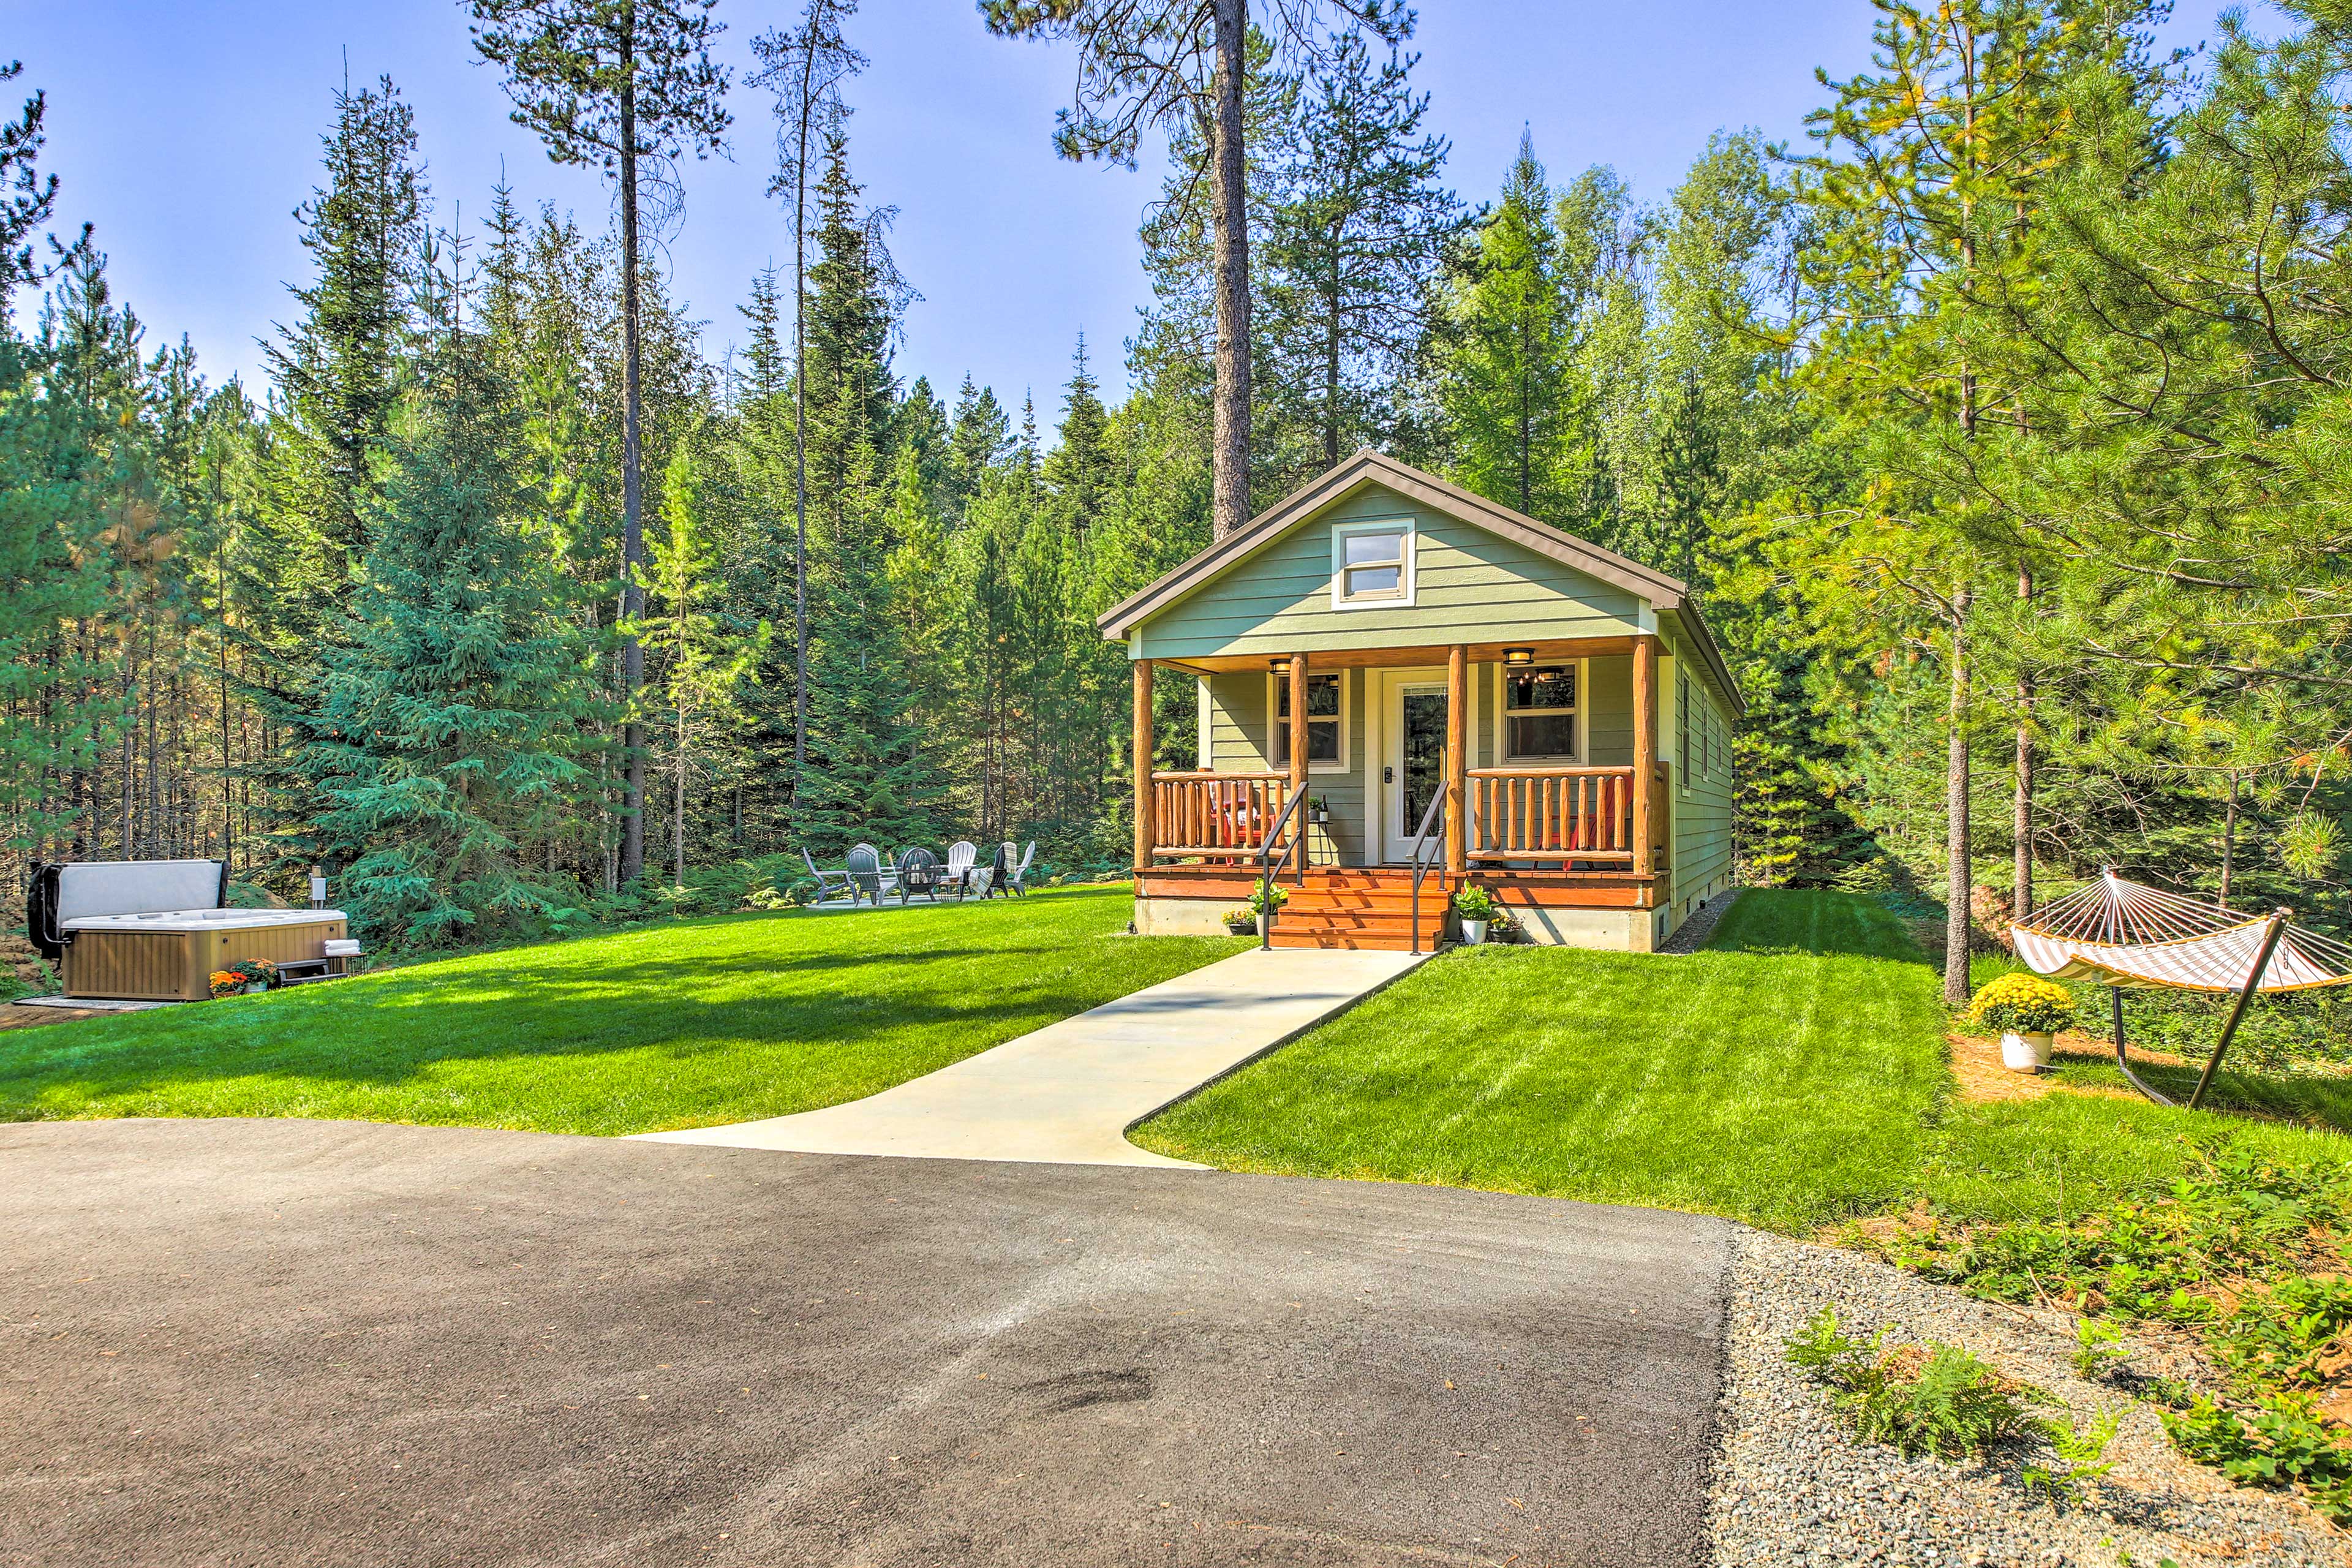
[1382,766,1394,783]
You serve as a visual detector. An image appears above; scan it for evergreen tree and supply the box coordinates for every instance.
[468,0,734,886]
[945,372,1009,521]
[643,441,763,884]
[1041,334,1111,533]
[1436,131,1575,523]
[795,131,937,848]
[257,74,424,619]
[1258,31,1463,470]
[307,328,598,946]
[751,0,868,820]
[0,59,63,316]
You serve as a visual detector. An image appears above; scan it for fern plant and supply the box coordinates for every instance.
[2021,1411,2120,1503]
[1784,1308,2045,1460]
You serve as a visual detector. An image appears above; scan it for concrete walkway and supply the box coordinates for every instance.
[636,946,1427,1167]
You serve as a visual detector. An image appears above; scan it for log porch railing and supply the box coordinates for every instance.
[1149,771,1294,859]
[1469,766,1656,864]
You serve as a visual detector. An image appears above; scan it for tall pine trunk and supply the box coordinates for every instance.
[2013,565,2033,921]
[1208,0,1251,541]
[619,53,647,885]
[1945,582,1973,1008]
[791,92,812,821]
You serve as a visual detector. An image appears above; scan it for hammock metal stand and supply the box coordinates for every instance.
[2011,873,2343,1112]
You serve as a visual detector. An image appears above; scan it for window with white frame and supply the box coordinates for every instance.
[1501,662,1579,763]
[1270,671,1346,770]
[1677,666,1692,796]
[1330,519,1413,608]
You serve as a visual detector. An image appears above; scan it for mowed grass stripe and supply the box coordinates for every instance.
[0,888,1243,1137]
[1133,890,1952,1231]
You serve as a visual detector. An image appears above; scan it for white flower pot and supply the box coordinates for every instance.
[244,982,268,996]
[1257,912,1273,938]
[1462,918,1490,946]
[2000,1031,2054,1072]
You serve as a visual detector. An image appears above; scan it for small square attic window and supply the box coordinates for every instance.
[1331,519,1414,608]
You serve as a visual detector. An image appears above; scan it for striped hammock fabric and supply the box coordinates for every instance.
[2009,873,2352,995]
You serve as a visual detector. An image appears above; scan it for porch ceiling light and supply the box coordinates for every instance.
[1503,647,1536,667]
[1269,656,1294,676]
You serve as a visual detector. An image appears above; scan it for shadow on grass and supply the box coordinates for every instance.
[0,888,1240,1121]
[1703,888,1932,965]
[2041,1046,2352,1135]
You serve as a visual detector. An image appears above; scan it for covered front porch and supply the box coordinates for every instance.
[1129,635,1673,949]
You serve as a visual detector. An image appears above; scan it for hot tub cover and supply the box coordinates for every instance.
[26,859,229,959]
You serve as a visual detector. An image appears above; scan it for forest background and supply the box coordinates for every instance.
[5,0,2350,976]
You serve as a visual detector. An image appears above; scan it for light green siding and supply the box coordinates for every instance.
[1666,641,1737,913]
[1205,666,1371,864]
[1583,654,1634,767]
[1135,483,1645,660]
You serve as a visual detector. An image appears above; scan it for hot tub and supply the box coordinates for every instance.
[26,860,358,1001]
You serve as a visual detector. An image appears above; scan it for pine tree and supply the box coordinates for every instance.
[982,0,1411,540]
[945,373,1009,521]
[0,59,64,317]
[750,0,868,820]
[307,327,598,946]
[644,441,764,884]
[795,131,936,848]
[257,74,424,620]
[1436,133,1576,522]
[467,0,733,886]
[1041,334,1111,533]
[1258,31,1463,470]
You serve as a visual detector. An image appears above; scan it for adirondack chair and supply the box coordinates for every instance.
[845,843,887,907]
[944,840,981,900]
[895,847,943,905]
[999,841,1038,898]
[802,847,857,905]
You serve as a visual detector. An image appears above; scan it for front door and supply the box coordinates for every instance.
[1382,679,1450,861]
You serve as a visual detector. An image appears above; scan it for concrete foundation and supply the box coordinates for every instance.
[1135,895,1249,937]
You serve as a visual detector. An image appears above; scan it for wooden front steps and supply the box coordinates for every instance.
[1267,870,1448,952]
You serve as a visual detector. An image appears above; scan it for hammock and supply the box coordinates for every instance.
[2008,872,2352,1109]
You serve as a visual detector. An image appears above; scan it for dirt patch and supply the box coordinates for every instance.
[1948,1028,2179,1105]
[0,1002,110,1032]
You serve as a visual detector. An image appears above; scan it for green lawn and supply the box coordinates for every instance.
[1133,889,2352,1231]
[0,887,1243,1136]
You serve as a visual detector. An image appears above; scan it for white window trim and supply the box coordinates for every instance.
[1329,517,1417,611]
[1675,660,1694,798]
[1490,656,1587,766]
[1265,668,1351,774]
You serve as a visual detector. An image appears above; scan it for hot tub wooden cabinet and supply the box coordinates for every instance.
[60,910,352,1001]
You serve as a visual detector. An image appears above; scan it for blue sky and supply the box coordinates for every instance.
[6,0,2243,413]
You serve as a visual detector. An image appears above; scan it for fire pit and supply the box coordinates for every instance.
[26,860,359,1002]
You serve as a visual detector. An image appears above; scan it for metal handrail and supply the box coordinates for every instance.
[1253,785,1312,951]
[1406,785,1449,955]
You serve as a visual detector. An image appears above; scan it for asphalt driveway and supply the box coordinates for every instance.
[0,1119,1732,1567]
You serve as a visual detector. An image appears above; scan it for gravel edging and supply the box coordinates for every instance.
[1707,1231,2345,1567]
[1659,888,1742,954]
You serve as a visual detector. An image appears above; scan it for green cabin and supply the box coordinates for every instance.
[1099,450,1743,952]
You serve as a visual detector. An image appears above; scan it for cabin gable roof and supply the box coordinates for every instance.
[1098,450,1743,715]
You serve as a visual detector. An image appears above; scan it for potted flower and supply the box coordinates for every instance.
[1309,795,1330,826]
[209,959,276,999]
[1453,885,1501,946]
[1967,973,2076,1071]
[1222,907,1257,936]
[1248,881,1289,938]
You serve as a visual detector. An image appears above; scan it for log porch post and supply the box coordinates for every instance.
[1287,652,1310,802]
[1132,658,1155,872]
[1445,643,1468,875]
[1632,635,1658,878]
